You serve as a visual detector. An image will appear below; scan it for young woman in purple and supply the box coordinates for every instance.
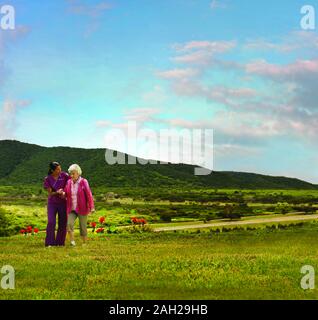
[43,162,70,247]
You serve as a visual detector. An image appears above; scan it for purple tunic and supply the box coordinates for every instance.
[43,171,70,204]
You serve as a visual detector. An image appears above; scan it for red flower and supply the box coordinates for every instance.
[96,228,105,233]
[99,217,105,224]
[33,228,39,234]
[131,217,147,225]
[90,222,97,228]
[20,229,26,234]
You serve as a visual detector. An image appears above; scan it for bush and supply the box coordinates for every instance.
[0,207,15,237]
[293,204,316,214]
[126,224,153,233]
[218,204,243,220]
[275,202,292,214]
[107,224,119,234]
[160,212,173,222]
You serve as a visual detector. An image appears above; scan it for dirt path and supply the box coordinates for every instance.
[153,214,318,232]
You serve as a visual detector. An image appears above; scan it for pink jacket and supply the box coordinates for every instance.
[64,178,94,215]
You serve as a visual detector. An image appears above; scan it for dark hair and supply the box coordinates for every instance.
[48,162,61,175]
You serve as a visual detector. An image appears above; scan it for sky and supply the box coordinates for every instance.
[0,0,318,182]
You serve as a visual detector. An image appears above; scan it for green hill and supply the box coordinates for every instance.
[0,140,316,189]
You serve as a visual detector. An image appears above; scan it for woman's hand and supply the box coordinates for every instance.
[57,189,65,197]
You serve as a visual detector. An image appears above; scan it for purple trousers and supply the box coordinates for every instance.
[45,201,67,246]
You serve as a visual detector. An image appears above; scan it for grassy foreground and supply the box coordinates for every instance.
[1,224,318,300]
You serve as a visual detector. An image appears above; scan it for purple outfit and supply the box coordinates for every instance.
[43,171,70,246]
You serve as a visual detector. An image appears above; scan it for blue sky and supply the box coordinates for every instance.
[0,0,318,183]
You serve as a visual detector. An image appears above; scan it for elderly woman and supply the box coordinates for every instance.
[43,162,70,247]
[62,164,95,246]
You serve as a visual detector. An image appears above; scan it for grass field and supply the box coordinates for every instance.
[1,186,318,300]
[1,223,318,300]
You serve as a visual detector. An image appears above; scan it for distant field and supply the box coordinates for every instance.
[1,223,318,300]
[1,186,318,235]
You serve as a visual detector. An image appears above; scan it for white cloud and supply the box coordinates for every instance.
[142,85,167,105]
[66,0,113,36]
[244,31,318,53]
[0,100,31,139]
[210,0,227,10]
[156,68,201,80]
[96,107,163,130]
[171,40,236,66]
[66,0,113,17]
[0,24,31,140]
[154,33,318,149]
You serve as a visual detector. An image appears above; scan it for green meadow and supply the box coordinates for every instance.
[1,186,318,300]
[1,224,318,300]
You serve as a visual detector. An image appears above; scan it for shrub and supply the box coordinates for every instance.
[293,204,316,214]
[275,202,292,214]
[218,204,243,221]
[127,224,153,233]
[160,212,173,222]
[0,207,14,237]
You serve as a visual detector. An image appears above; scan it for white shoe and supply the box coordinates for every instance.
[70,240,76,246]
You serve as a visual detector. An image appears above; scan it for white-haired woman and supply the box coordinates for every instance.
[62,164,95,246]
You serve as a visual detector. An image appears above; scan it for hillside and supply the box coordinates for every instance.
[0,140,316,189]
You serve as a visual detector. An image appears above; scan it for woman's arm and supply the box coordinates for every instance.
[47,187,59,196]
[59,184,69,199]
[44,180,64,197]
[44,177,60,196]
[83,179,95,212]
